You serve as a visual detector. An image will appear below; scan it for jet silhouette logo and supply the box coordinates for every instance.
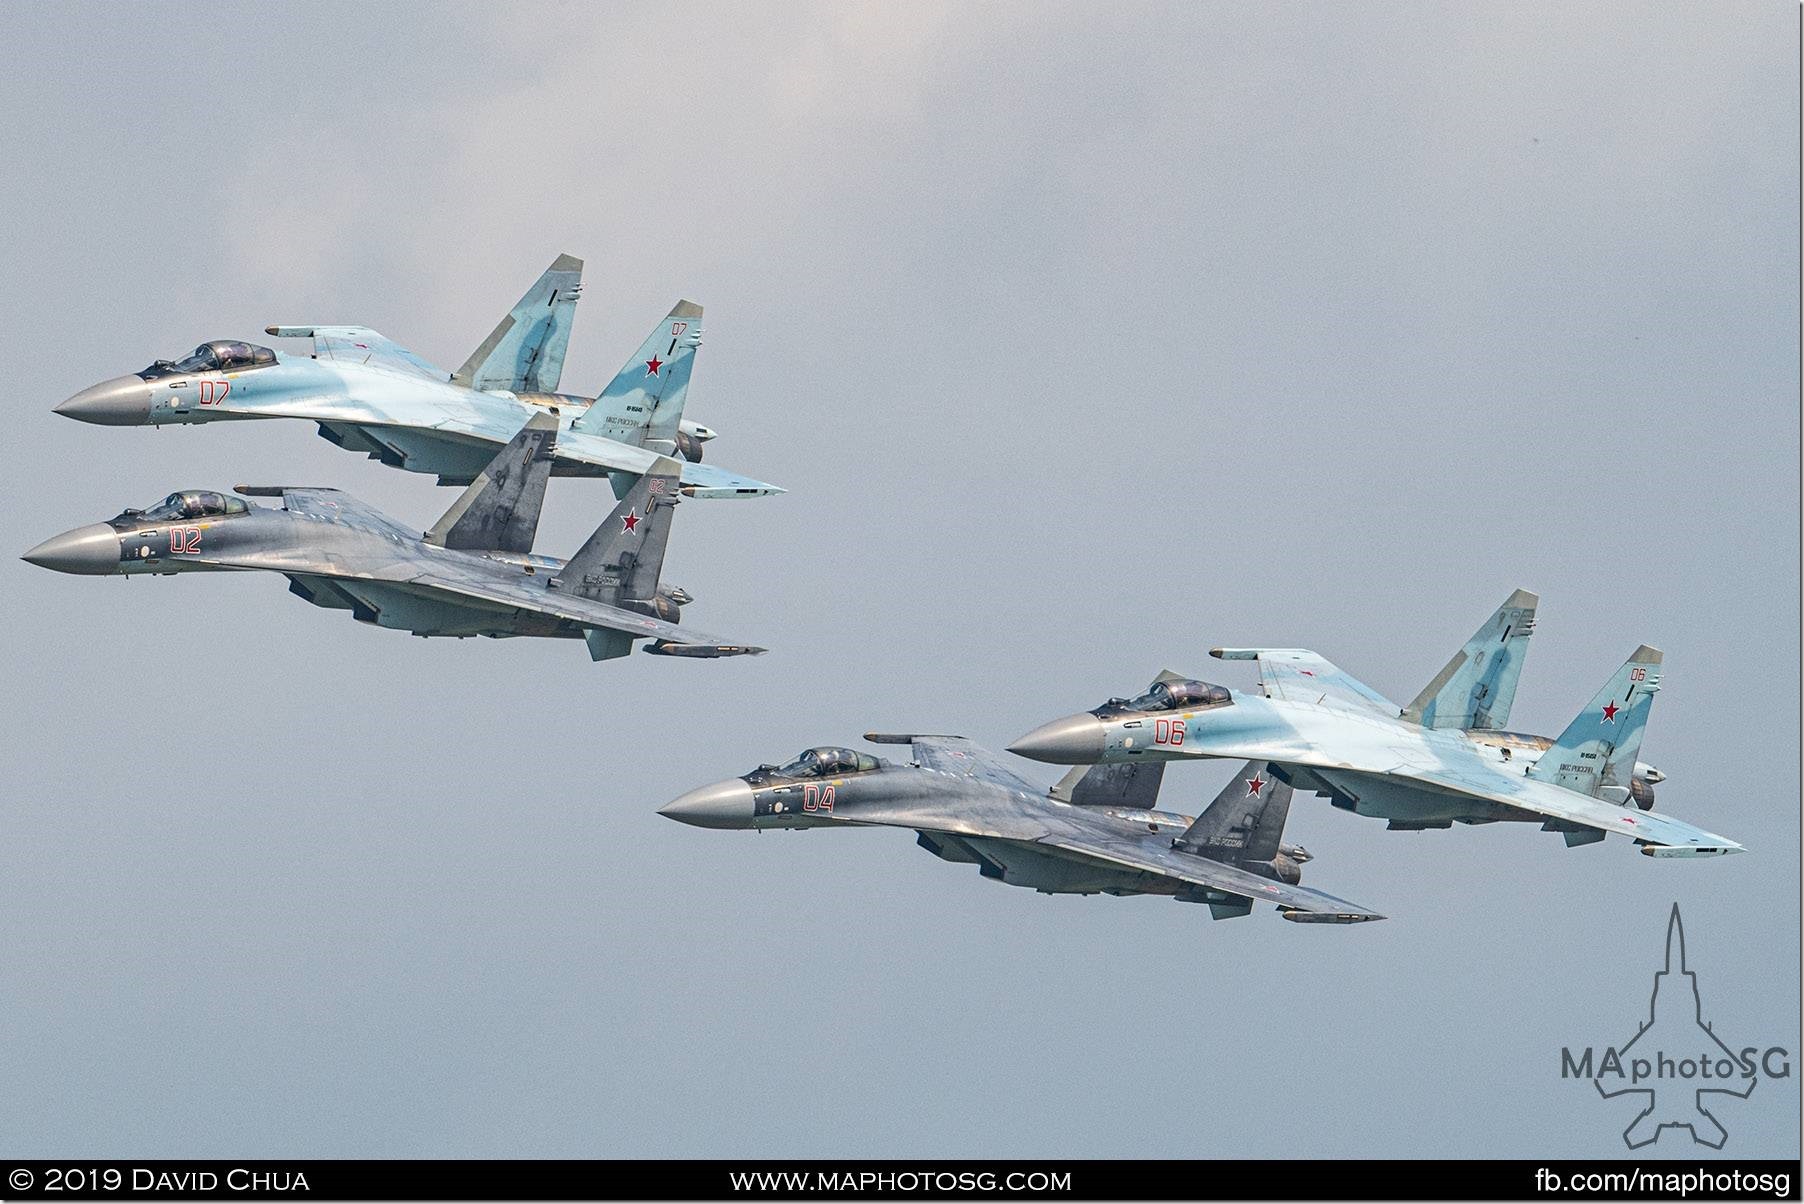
[1560,904,1791,1149]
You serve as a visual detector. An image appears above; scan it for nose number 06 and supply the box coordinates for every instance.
[1154,719,1185,746]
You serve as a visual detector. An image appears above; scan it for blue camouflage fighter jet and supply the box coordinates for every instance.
[1009,592,1742,858]
[54,255,782,499]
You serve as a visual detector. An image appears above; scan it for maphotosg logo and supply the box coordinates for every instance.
[1560,903,1791,1149]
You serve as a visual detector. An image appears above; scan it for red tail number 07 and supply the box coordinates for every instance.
[1154,719,1185,746]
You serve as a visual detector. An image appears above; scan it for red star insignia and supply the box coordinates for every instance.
[1601,701,1619,722]
[1245,774,1266,797]
[620,510,640,533]
[1299,669,1316,677]
[644,355,663,376]
[1621,815,1637,825]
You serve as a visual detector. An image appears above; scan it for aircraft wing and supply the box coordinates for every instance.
[1386,762,1742,856]
[1211,647,1400,717]
[237,486,421,542]
[402,565,762,655]
[891,735,1041,795]
[266,325,448,382]
[1034,833,1385,922]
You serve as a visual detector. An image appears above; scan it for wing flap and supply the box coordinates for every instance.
[1035,834,1385,921]
[1211,647,1399,716]
[240,486,419,542]
[403,566,761,655]
[1389,762,1742,854]
[896,735,1041,795]
[267,326,447,381]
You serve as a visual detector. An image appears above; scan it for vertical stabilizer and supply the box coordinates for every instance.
[1404,589,1538,730]
[1525,646,1663,799]
[554,456,684,606]
[1174,762,1292,862]
[1051,761,1168,808]
[423,412,558,553]
[570,302,702,453]
[452,254,584,393]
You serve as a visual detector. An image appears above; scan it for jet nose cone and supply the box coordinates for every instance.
[55,376,152,425]
[22,523,121,574]
[658,778,755,829]
[1007,714,1106,763]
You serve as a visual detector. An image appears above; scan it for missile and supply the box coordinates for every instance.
[1279,909,1385,924]
[644,641,765,658]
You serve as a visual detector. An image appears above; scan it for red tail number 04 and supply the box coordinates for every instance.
[1153,719,1185,746]
[802,783,835,812]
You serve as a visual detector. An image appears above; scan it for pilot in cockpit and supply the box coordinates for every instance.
[747,747,882,783]
[124,491,251,522]
[138,341,278,380]
[1096,679,1233,716]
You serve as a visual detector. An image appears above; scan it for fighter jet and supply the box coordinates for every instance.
[660,735,1384,923]
[53,254,782,499]
[1008,593,1741,857]
[22,414,761,661]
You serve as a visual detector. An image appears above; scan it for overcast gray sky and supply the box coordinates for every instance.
[1,1,1796,1159]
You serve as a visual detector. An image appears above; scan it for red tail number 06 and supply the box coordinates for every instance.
[1154,719,1185,746]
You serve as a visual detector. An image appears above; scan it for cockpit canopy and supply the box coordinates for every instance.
[139,341,278,380]
[121,491,251,523]
[749,746,881,782]
[1097,679,1233,716]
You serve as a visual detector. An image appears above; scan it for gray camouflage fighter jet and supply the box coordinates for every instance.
[53,254,781,498]
[660,735,1383,923]
[1008,592,1739,857]
[22,414,761,661]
